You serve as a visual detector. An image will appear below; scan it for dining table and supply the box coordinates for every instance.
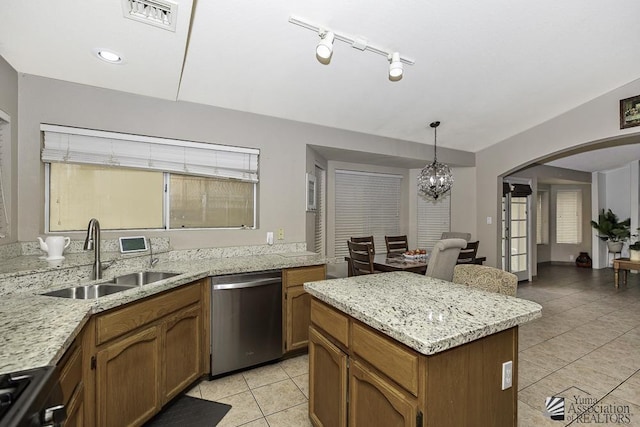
[372,253,428,274]
[345,253,487,276]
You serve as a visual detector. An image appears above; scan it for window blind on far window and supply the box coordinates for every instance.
[0,115,9,239]
[556,190,582,244]
[41,124,259,182]
[334,170,402,259]
[417,194,450,250]
[314,167,325,255]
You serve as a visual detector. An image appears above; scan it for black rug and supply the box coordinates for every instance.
[145,395,232,426]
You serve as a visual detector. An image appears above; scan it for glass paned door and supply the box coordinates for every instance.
[502,183,530,281]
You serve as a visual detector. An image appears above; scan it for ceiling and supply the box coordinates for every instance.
[1,0,640,169]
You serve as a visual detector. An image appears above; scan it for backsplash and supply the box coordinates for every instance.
[0,240,309,296]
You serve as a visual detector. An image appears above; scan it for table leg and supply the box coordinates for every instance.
[614,266,619,288]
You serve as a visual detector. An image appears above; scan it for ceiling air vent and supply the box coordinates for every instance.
[122,0,178,32]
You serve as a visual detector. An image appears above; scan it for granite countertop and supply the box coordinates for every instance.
[0,251,326,375]
[304,271,542,356]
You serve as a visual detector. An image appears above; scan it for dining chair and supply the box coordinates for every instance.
[457,240,480,264]
[424,238,467,281]
[385,235,409,255]
[350,236,376,254]
[452,264,518,297]
[347,240,376,276]
[441,231,472,242]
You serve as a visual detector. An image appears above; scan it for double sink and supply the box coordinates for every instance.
[42,271,180,299]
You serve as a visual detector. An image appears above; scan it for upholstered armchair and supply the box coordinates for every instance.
[441,231,472,241]
[452,264,518,297]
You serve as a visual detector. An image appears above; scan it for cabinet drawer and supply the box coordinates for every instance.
[283,265,326,288]
[96,284,200,345]
[58,340,82,403]
[310,299,349,348]
[351,322,419,396]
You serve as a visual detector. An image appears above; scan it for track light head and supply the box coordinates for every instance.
[316,31,334,64]
[388,52,403,81]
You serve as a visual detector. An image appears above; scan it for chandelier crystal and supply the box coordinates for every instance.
[417,121,454,200]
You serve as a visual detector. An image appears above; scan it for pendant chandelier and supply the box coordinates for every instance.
[417,121,454,200]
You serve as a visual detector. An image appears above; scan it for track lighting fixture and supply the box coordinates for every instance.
[289,15,414,81]
[388,52,403,81]
[316,31,334,64]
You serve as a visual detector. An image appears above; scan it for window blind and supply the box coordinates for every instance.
[0,115,9,239]
[334,170,402,259]
[41,124,259,182]
[556,190,582,244]
[314,166,325,255]
[417,193,450,250]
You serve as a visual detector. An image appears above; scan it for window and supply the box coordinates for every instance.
[313,166,326,255]
[169,174,254,228]
[0,112,9,239]
[556,190,582,244]
[334,170,402,259]
[417,193,450,250]
[536,191,549,244]
[42,125,258,231]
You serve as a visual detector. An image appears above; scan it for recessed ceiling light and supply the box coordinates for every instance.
[95,49,123,64]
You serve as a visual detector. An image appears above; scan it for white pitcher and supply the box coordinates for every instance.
[38,236,71,259]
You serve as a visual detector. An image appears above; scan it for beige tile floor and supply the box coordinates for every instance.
[187,264,640,426]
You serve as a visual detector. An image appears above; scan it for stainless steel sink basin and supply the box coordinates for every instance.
[108,271,179,286]
[41,271,180,299]
[42,283,137,299]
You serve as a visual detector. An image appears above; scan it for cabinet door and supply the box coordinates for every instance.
[64,385,84,427]
[96,326,161,427]
[309,327,347,427]
[163,303,202,402]
[285,285,311,352]
[349,360,418,427]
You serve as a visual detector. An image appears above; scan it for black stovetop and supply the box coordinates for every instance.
[0,366,60,427]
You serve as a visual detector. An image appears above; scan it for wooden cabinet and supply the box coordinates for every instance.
[308,326,347,427]
[283,265,326,353]
[57,338,84,427]
[309,298,519,427]
[349,360,418,427]
[96,326,162,427]
[89,279,208,427]
[163,303,202,401]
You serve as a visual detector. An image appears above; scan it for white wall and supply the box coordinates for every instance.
[0,56,18,242]
[591,162,639,267]
[476,77,640,267]
[14,74,475,250]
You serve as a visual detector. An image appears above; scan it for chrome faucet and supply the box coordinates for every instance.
[83,218,103,280]
[148,237,159,267]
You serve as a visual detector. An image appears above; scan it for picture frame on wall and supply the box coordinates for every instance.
[620,95,640,129]
[306,173,317,211]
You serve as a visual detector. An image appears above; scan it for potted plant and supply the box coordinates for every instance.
[590,209,630,253]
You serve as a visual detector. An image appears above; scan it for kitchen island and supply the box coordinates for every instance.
[304,271,542,427]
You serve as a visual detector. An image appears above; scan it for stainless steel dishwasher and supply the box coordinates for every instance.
[210,270,283,376]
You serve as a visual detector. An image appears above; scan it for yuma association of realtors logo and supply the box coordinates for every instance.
[545,396,565,421]
[544,387,633,424]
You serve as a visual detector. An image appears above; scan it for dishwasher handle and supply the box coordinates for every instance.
[212,277,281,290]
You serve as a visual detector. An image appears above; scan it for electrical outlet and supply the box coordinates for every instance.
[569,254,575,261]
[501,361,513,390]
[266,232,274,245]
[486,216,493,225]
[277,228,285,240]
